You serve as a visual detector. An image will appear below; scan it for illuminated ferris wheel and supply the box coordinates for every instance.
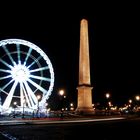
[0,39,54,112]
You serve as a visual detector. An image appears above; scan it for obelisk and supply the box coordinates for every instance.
[76,19,94,115]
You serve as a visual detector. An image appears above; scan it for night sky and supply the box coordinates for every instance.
[0,2,140,108]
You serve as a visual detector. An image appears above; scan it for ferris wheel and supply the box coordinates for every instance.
[0,39,54,112]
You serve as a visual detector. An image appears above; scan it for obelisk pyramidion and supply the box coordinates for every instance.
[76,19,94,115]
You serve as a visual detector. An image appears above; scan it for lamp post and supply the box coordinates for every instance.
[70,103,74,111]
[128,99,133,113]
[22,98,26,119]
[59,89,65,109]
[13,101,17,118]
[37,95,41,118]
[135,95,140,112]
[59,89,65,118]
[105,93,111,115]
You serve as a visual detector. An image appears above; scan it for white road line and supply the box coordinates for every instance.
[0,131,18,140]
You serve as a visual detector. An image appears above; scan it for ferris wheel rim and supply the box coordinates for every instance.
[0,38,55,110]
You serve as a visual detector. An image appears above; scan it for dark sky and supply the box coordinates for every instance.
[0,2,140,107]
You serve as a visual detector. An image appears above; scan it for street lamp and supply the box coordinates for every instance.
[58,89,65,118]
[13,101,17,118]
[135,95,140,111]
[70,103,74,111]
[105,93,110,99]
[135,95,140,101]
[59,89,64,96]
[58,89,66,109]
[22,98,26,119]
[37,95,41,118]
[128,99,133,112]
[105,93,111,115]
[129,99,132,104]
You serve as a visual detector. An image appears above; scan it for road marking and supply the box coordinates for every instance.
[0,131,18,140]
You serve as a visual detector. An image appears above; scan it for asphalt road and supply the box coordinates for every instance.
[0,116,139,140]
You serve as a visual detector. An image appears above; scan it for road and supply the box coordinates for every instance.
[0,116,139,140]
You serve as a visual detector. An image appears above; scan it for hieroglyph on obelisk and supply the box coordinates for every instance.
[76,19,94,114]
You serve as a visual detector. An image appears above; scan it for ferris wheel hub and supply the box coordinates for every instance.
[11,64,30,82]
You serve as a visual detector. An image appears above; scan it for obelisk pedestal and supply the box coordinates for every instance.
[76,19,94,115]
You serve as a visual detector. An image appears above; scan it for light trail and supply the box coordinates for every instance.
[0,117,125,126]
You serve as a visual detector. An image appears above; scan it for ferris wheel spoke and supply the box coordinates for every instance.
[0,58,13,69]
[3,80,18,109]
[0,75,12,80]
[20,82,24,107]
[27,55,42,69]
[0,88,8,95]
[1,78,14,92]
[20,82,32,108]
[30,66,49,73]
[16,44,21,64]
[27,78,47,93]
[23,81,38,107]
[0,69,11,73]
[23,47,33,66]
[2,45,16,66]
[30,74,51,82]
